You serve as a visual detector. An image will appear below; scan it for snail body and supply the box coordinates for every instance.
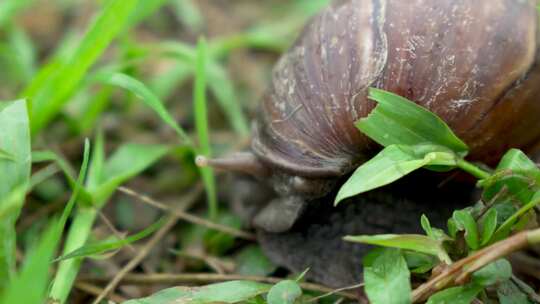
[199,0,540,232]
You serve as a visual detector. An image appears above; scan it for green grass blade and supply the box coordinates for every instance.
[207,60,250,136]
[50,140,168,303]
[194,38,218,219]
[86,130,105,191]
[0,99,30,288]
[93,143,169,205]
[0,220,59,304]
[96,72,193,146]
[27,0,138,135]
[55,217,165,262]
[150,41,250,135]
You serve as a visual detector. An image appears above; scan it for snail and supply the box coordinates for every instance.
[197,0,540,243]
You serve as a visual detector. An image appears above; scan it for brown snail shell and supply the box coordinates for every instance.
[198,0,540,233]
[252,0,540,179]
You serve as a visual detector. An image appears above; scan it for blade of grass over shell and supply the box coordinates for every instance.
[358,88,469,156]
[334,144,457,205]
[195,38,218,220]
[0,100,31,289]
[26,0,138,135]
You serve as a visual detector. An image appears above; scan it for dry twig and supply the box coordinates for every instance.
[75,281,126,303]
[412,229,540,302]
[91,187,203,304]
[119,186,256,241]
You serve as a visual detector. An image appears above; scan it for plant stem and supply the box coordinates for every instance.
[49,207,97,303]
[456,159,491,180]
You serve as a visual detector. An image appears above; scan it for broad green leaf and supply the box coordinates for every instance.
[403,251,437,274]
[124,280,271,304]
[453,210,479,250]
[28,0,139,134]
[426,284,483,304]
[497,280,533,304]
[235,245,276,276]
[345,234,450,263]
[0,99,30,288]
[335,144,457,204]
[95,72,192,145]
[93,143,169,205]
[2,142,89,304]
[364,249,411,304]
[358,88,468,155]
[480,208,498,246]
[194,38,218,219]
[267,280,302,304]
[55,217,165,261]
[472,259,512,287]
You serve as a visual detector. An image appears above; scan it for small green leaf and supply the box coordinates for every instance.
[335,144,457,204]
[345,234,450,263]
[420,215,433,237]
[447,218,458,238]
[497,280,531,304]
[482,149,540,205]
[403,251,437,274]
[426,284,483,304]
[453,210,479,250]
[497,149,540,181]
[493,190,540,242]
[235,246,276,276]
[54,217,165,262]
[480,209,498,246]
[358,88,468,155]
[267,280,302,304]
[123,280,271,304]
[472,259,512,287]
[364,249,411,304]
